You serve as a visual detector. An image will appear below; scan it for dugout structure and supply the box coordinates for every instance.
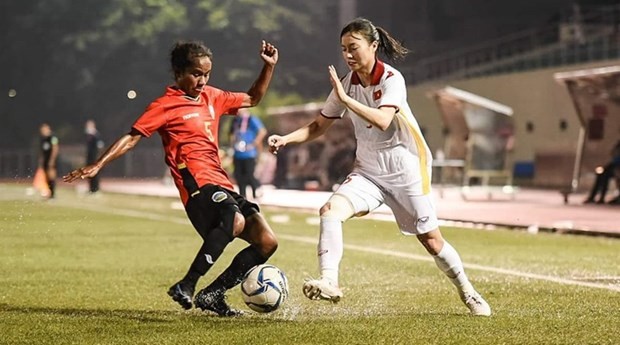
[267,103,356,191]
[554,65,620,203]
[428,86,516,199]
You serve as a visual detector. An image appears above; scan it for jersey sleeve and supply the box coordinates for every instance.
[378,71,406,111]
[213,89,245,115]
[132,101,167,138]
[321,90,346,119]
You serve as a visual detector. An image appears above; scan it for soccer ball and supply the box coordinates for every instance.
[240,264,289,313]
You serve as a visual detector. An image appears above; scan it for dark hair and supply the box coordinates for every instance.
[340,17,409,61]
[170,41,213,76]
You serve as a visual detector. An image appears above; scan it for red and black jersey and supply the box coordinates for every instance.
[132,86,245,204]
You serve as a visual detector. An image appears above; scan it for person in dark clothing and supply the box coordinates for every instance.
[38,123,59,199]
[85,120,104,193]
[584,140,620,204]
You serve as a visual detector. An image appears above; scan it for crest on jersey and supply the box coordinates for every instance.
[386,71,394,79]
[373,90,382,101]
[212,191,228,203]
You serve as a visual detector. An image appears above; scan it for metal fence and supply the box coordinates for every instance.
[403,4,620,84]
[0,146,166,180]
[0,149,36,178]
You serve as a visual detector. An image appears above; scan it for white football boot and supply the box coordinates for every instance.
[459,289,491,316]
[302,278,343,302]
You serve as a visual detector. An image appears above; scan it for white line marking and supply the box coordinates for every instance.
[53,201,620,293]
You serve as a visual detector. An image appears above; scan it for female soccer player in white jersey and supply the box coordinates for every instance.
[268,18,491,316]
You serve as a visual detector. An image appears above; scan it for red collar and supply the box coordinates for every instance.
[350,59,385,86]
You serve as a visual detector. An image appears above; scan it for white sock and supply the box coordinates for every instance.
[318,217,343,285]
[432,241,472,292]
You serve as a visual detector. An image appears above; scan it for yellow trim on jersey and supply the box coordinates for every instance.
[395,111,431,195]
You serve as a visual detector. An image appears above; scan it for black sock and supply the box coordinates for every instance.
[48,180,56,198]
[182,227,232,289]
[206,246,267,292]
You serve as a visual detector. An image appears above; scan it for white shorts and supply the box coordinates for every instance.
[334,173,438,235]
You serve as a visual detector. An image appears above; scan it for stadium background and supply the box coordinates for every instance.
[1,0,619,194]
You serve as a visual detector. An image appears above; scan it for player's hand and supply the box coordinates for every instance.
[63,164,101,183]
[260,40,279,66]
[268,135,286,155]
[328,65,348,103]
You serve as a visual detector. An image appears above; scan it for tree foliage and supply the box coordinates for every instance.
[0,0,337,147]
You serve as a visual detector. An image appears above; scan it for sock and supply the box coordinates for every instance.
[182,227,232,289]
[432,241,472,292]
[206,245,267,292]
[48,180,56,198]
[318,217,343,285]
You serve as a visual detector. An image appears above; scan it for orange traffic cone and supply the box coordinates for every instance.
[33,167,51,197]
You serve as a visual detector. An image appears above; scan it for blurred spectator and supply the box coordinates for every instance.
[85,120,104,193]
[584,140,620,204]
[229,108,266,199]
[38,123,59,199]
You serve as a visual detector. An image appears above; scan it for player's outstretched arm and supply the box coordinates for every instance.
[240,40,279,108]
[268,115,335,154]
[63,132,142,182]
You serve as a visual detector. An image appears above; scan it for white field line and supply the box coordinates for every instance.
[276,234,620,292]
[54,201,620,293]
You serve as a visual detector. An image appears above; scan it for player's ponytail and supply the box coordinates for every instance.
[375,26,409,61]
[340,17,409,62]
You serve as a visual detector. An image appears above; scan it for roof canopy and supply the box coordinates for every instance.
[554,65,620,103]
[431,86,514,116]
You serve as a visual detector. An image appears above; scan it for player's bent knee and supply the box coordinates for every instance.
[243,213,278,257]
[319,202,331,216]
[259,232,278,257]
[231,212,246,237]
[319,194,354,222]
[417,230,443,255]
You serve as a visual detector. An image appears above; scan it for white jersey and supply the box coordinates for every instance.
[321,60,433,195]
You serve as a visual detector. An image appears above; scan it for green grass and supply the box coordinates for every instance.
[1,183,619,345]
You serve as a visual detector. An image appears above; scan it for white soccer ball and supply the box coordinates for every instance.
[240,264,289,313]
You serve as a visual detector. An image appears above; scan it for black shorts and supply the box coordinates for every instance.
[184,183,260,238]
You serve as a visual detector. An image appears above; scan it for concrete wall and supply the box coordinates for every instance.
[408,58,620,188]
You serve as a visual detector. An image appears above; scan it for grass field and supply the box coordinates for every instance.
[1,183,619,345]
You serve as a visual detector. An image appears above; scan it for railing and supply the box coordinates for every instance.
[0,146,166,179]
[403,4,620,84]
[452,31,620,80]
[0,149,36,179]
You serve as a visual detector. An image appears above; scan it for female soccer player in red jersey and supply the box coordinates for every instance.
[269,18,491,316]
[64,40,279,316]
